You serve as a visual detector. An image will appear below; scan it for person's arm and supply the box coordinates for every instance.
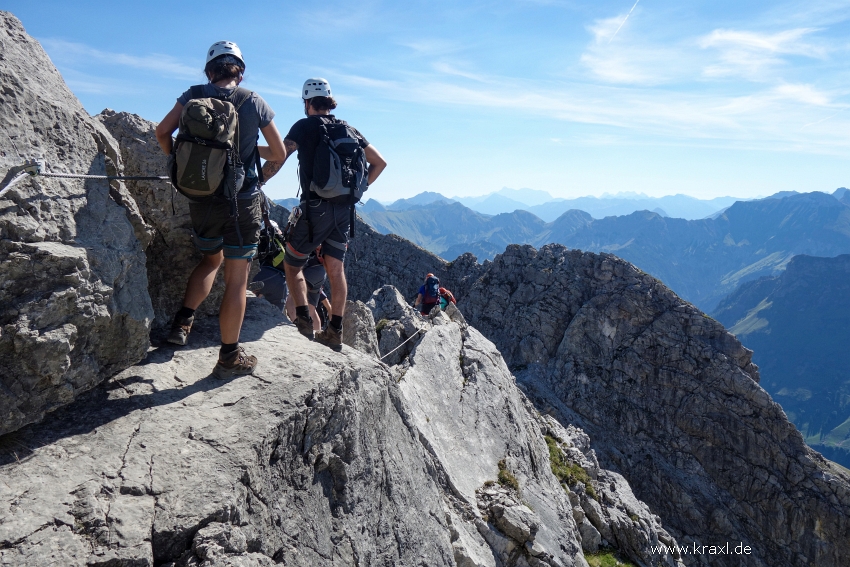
[414,293,423,307]
[262,138,298,181]
[155,103,183,155]
[258,121,286,162]
[364,145,387,185]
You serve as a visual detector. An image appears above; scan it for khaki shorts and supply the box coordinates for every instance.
[189,195,262,260]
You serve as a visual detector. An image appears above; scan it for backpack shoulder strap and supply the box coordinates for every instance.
[189,85,205,100]
[228,87,254,112]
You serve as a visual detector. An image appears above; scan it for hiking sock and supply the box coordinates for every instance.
[296,306,310,320]
[330,315,343,331]
[220,342,239,355]
[177,306,196,320]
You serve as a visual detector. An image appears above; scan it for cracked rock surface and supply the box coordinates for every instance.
[458,244,850,567]
[0,12,152,437]
[1,297,619,567]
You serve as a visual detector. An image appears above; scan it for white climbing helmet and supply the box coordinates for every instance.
[302,78,332,100]
[206,41,244,66]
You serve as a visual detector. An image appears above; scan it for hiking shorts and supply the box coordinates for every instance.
[189,195,262,260]
[252,265,287,309]
[303,263,327,306]
[420,301,439,316]
[284,199,349,268]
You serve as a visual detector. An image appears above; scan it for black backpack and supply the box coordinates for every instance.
[306,116,367,237]
[424,276,440,303]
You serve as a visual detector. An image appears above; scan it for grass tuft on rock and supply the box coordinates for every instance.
[545,435,597,500]
[497,459,519,491]
[584,550,636,567]
[375,318,389,339]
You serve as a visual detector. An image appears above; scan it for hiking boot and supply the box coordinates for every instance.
[213,347,257,379]
[315,324,342,351]
[167,314,194,346]
[294,315,315,340]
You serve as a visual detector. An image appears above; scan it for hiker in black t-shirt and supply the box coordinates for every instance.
[262,78,387,349]
[154,41,287,378]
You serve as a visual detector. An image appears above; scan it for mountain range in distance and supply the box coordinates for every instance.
[357,189,850,313]
[366,187,752,221]
[712,254,850,468]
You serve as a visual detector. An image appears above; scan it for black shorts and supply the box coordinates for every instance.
[189,195,262,260]
[284,199,349,268]
[420,301,439,315]
[252,265,287,308]
[304,263,327,306]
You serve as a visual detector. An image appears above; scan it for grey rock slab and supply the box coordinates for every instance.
[398,321,586,565]
[491,504,538,543]
[341,300,379,358]
[577,519,601,553]
[0,300,463,566]
[0,12,153,437]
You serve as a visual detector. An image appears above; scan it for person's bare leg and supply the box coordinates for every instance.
[182,252,224,309]
[284,263,308,307]
[220,258,250,344]
[284,294,295,322]
[309,304,320,331]
[323,256,347,317]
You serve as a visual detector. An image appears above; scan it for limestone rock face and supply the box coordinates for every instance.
[459,244,850,567]
[365,285,428,365]
[95,110,226,329]
[341,299,380,357]
[1,298,610,567]
[0,12,152,436]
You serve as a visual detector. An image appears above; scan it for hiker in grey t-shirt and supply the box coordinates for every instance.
[154,41,287,379]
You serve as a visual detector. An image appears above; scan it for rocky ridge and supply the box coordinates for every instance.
[0,290,684,567]
[459,245,850,566]
[340,215,850,566]
[0,12,153,436]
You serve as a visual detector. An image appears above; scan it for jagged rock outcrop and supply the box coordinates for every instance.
[341,300,380,357]
[95,110,227,329]
[0,12,152,436]
[365,285,429,365]
[1,294,685,567]
[457,244,850,567]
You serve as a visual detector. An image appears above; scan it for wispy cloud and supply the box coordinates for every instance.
[401,39,463,57]
[431,62,490,82]
[38,38,199,80]
[772,83,831,106]
[699,28,827,80]
[331,65,850,154]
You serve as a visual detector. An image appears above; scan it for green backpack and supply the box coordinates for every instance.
[168,86,252,201]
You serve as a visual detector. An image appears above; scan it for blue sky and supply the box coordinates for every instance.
[7,1,850,202]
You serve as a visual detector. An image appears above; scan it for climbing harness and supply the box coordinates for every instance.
[0,159,169,198]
